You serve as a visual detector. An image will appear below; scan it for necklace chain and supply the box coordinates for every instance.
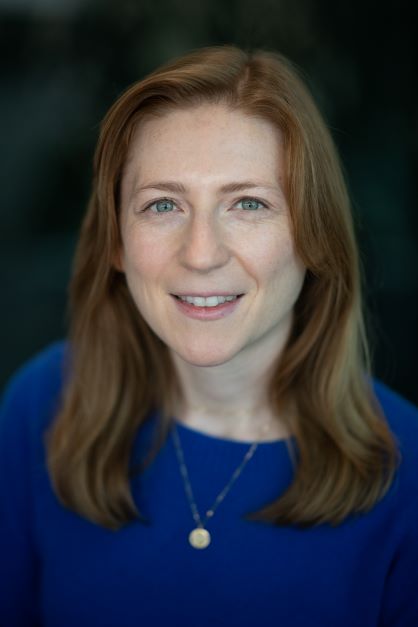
[171,416,272,548]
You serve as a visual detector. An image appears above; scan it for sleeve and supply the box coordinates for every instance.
[378,477,418,625]
[0,371,42,627]
[371,379,418,625]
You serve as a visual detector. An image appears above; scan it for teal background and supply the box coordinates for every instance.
[0,0,416,403]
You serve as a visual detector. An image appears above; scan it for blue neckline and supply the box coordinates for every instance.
[172,417,296,448]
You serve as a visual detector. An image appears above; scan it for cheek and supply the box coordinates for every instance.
[122,242,162,314]
[259,234,306,295]
[122,230,162,277]
[252,227,297,272]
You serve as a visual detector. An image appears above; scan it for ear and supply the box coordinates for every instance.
[112,247,125,273]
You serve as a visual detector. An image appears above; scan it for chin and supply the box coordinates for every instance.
[173,345,238,368]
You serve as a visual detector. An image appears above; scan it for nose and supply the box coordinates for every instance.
[178,211,230,272]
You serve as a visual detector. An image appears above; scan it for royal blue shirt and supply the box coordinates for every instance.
[0,341,418,627]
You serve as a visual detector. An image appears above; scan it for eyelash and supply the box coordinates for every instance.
[141,196,269,215]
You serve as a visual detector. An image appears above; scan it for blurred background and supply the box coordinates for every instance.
[0,0,417,403]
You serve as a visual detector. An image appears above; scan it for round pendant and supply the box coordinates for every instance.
[189,527,211,549]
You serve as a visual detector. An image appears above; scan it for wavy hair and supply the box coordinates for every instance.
[46,45,401,530]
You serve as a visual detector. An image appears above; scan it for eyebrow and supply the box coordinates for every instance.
[132,180,281,197]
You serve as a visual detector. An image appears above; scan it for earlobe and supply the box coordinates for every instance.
[112,249,125,273]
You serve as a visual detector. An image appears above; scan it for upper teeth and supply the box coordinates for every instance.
[179,295,238,307]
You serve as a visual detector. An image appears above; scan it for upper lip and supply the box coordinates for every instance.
[172,292,244,297]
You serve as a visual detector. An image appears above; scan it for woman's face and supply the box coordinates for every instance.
[118,104,306,367]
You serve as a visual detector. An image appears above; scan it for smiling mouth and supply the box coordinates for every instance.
[171,294,244,309]
[172,294,245,300]
[170,293,245,313]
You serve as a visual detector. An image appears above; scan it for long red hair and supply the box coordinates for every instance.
[46,45,400,530]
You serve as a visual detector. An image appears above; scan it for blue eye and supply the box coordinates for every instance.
[237,198,266,211]
[142,196,267,215]
[146,199,175,213]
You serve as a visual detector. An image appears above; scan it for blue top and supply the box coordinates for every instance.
[1,341,418,627]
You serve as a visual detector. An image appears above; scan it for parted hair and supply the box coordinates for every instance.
[45,44,401,530]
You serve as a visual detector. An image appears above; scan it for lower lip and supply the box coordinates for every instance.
[171,295,244,320]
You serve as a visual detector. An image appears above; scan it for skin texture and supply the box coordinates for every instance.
[117,104,306,441]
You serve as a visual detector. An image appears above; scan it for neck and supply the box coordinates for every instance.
[169,329,293,442]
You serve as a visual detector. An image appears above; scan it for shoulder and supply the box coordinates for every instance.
[371,378,418,496]
[372,378,418,446]
[0,340,70,440]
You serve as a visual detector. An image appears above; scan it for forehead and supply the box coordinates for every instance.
[123,104,285,187]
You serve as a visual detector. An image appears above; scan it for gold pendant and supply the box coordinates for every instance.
[189,527,211,549]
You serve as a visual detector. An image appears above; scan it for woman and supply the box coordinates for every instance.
[1,45,417,627]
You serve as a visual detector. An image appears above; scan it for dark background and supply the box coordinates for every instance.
[1,0,417,404]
